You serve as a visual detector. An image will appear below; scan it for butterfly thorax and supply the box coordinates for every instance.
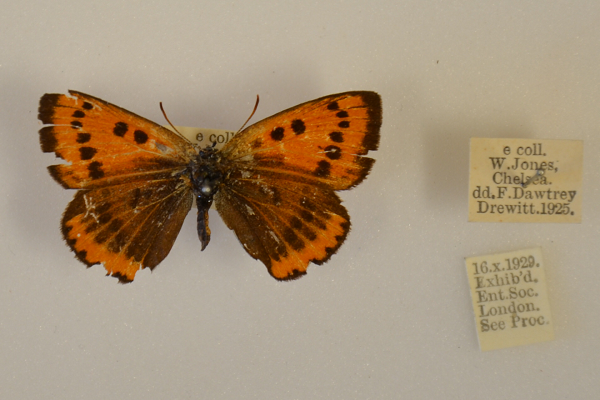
[190,146,224,198]
[190,145,225,251]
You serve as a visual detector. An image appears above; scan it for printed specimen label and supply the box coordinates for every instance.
[468,138,583,223]
[166,126,237,149]
[465,247,554,351]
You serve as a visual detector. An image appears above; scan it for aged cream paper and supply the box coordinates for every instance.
[469,138,583,223]
[465,247,554,351]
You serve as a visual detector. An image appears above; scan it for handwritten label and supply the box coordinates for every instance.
[165,126,237,149]
[465,247,554,351]
[468,138,583,223]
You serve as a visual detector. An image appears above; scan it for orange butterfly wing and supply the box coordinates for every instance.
[39,91,196,282]
[39,91,196,189]
[216,91,381,279]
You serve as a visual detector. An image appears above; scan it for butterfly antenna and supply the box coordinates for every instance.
[160,102,183,137]
[236,95,260,134]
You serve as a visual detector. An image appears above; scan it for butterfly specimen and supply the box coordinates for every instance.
[38,90,381,282]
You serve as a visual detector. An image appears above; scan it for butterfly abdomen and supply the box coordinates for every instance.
[190,146,227,250]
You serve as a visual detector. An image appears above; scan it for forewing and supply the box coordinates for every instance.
[215,169,349,280]
[220,91,381,191]
[39,91,196,189]
[61,177,194,283]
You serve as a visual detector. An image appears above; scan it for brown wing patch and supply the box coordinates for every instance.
[61,177,193,282]
[215,167,350,280]
[39,91,196,189]
[220,91,382,191]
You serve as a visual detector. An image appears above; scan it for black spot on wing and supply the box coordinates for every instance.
[329,131,344,143]
[76,133,91,143]
[72,110,85,118]
[283,227,305,251]
[296,199,327,230]
[324,145,341,160]
[82,102,94,110]
[290,216,317,241]
[134,130,148,144]
[290,216,303,230]
[88,161,104,180]
[338,121,350,129]
[113,122,128,137]
[314,160,331,178]
[291,119,306,135]
[98,212,112,225]
[299,209,314,223]
[302,228,317,242]
[312,216,327,230]
[336,111,349,118]
[94,218,124,245]
[84,217,100,234]
[107,229,129,253]
[79,147,97,160]
[271,127,284,141]
[327,101,339,110]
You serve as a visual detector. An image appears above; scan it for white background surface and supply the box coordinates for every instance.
[1,1,599,398]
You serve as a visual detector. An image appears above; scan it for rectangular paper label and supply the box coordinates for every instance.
[465,247,554,351]
[165,126,237,149]
[468,138,583,223]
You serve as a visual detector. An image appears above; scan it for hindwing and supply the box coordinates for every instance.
[61,178,193,282]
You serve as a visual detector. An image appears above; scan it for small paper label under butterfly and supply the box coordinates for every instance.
[465,247,554,351]
[165,126,237,149]
[468,138,583,223]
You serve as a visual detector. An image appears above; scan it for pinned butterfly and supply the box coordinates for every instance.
[39,90,381,282]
